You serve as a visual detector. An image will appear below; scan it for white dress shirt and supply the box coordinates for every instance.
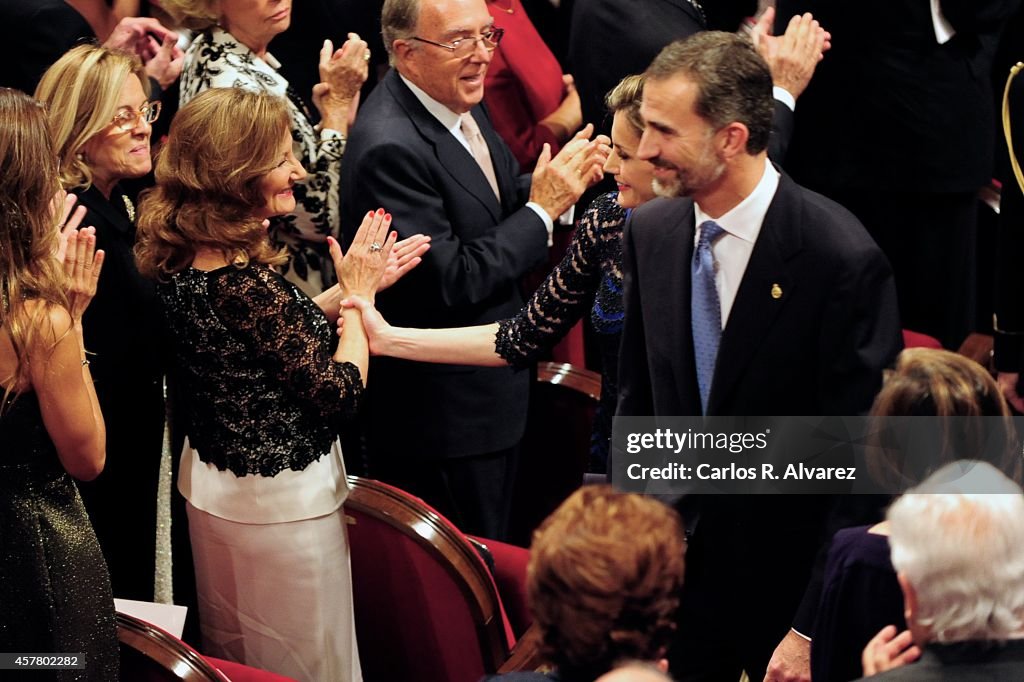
[694,158,781,328]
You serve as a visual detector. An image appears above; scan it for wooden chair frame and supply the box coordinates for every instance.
[344,476,513,673]
[116,612,227,681]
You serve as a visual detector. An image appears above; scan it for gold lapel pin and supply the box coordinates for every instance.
[771,283,783,299]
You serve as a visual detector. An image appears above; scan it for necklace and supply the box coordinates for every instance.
[491,0,514,13]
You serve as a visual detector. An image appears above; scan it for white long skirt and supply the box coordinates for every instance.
[187,502,363,682]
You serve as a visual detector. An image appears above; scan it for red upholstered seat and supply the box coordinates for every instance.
[344,476,537,682]
[902,329,943,349]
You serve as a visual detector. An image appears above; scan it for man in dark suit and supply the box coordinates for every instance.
[775,0,1019,350]
[856,462,1024,681]
[340,0,606,539]
[616,31,902,681]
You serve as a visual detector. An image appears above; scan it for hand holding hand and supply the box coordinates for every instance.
[313,33,370,132]
[752,8,831,100]
[763,630,811,682]
[861,625,921,677]
[529,124,610,220]
[338,294,391,355]
[63,227,105,323]
[329,208,396,299]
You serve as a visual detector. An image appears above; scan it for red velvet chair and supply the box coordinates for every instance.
[116,612,297,682]
[344,476,539,682]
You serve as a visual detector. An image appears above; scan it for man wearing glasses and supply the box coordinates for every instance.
[341,0,608,540]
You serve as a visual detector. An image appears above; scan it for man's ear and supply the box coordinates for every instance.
[717,121,750,160]
[897,571,917,624]
[393,39,414,62]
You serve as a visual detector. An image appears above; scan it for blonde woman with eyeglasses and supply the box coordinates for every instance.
[35,43,169,604]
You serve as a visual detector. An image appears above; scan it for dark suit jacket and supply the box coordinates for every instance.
[856,640,1024,681]
[616,170,902,636]
[340,69,549,457]
[0,0,93,94]
[777,0,1019,192]
[568,0,705,140]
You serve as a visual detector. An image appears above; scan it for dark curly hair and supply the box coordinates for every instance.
[527,486,686,680]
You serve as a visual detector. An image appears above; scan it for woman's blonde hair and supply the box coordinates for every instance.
[605,74,645,137]
[35,44,147,191]
[135,88,291,279]
[158,0,219,31]
[0,89,69,406]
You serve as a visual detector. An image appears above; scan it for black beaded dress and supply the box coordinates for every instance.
[0,392,120,681]
[495,192,626,465]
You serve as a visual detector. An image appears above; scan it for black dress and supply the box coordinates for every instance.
[73,185,166,603]
[495,191,625,465]
[0,392,120,681]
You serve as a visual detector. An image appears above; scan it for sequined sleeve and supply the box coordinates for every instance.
[495,192,626,367]
[209,265,363,423]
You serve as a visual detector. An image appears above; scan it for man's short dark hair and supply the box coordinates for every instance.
[646,31,774,154]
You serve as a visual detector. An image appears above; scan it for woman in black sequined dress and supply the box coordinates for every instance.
[348,75,657,466]
[0,88,117,681]
[135,88,415,682]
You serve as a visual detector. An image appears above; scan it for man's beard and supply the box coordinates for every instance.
[652,155,725,199]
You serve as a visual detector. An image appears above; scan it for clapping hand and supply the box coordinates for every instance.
[54,192,88,264]
[529,124,611,220]
[328,208,396,300]
[313,33,370,131]
[63,227,105,323]
[861,625,921,677]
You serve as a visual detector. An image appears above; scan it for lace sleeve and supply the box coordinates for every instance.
[495,192,624,367]
[211,266,363,422]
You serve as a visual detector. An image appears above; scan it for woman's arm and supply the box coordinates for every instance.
[31,229,106,480]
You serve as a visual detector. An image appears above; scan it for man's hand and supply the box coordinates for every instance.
[103,16,183,88]
[529,124,610,220]
[763,629,810,682]
[752,8,831,100]
[144,33,185,89]
[862,625,922,677]
[998,372,1024,413]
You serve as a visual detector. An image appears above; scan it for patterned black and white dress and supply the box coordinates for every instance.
[180,26,344,296]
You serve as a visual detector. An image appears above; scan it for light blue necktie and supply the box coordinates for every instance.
[692,220,725,414]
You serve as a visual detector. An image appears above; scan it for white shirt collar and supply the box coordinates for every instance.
[399,73,464,139]
[694,158,780,243]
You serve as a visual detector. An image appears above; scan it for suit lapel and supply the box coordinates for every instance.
[386,73,502,221]
[708,174,803,413]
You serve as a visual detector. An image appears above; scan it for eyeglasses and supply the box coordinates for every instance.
[410,28,505,58]
[111,101,162,132]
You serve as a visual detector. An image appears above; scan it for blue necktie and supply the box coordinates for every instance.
[692,220,725,414]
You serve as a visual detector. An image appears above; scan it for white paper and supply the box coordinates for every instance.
[114,598,188,639]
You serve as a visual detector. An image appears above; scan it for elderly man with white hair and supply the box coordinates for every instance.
[858,460,1024,680]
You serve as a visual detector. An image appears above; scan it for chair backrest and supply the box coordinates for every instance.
[510,361,602,545]
[344,476,515,682]
[116,612,227,682]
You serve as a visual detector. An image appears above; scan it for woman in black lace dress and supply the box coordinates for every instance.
[348,74,656,465]
[136,88,399,682]
[0,88,117,681]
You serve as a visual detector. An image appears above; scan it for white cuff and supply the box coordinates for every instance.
[526,201,555,247]
[773,86,796,112]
